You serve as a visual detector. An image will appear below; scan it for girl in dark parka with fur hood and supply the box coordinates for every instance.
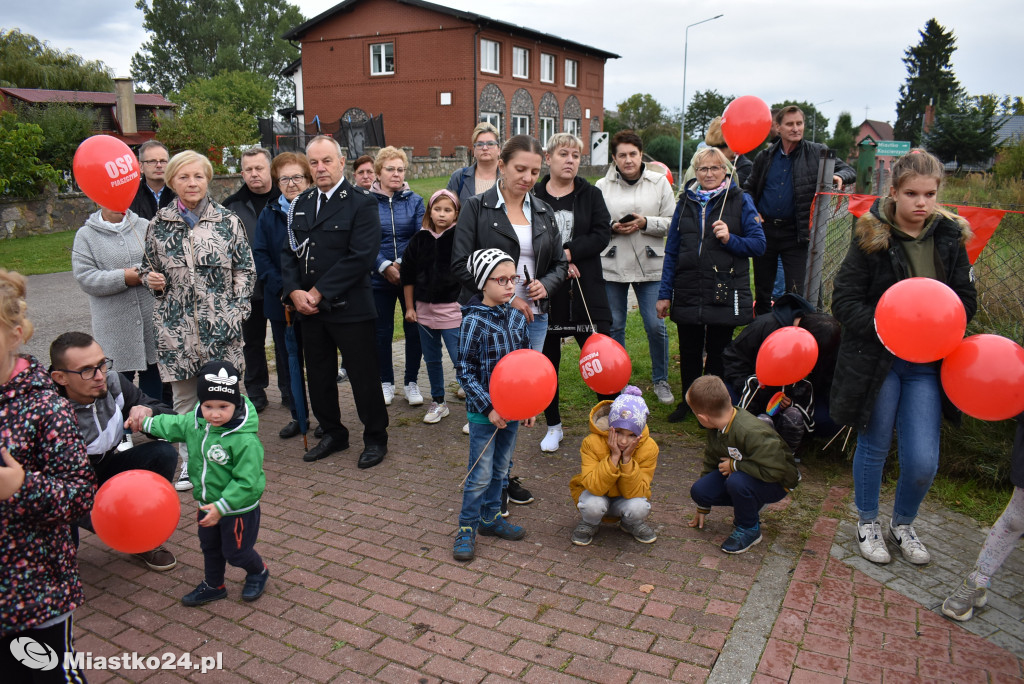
[830,149,976,568]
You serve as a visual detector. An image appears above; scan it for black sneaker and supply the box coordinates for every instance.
[506,476,534,505]
[182,581,227,607]
[667,403,690,423]
[242,566,270,602]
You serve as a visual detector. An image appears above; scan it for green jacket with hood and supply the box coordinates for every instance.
[143,396,264,516]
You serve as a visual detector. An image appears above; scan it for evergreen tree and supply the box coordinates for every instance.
[685,89,733,139]
[828,112,858,161]
[894,19,963,146]
[925,96,1000,171]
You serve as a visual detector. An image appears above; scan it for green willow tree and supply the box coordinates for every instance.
[0,28,113,91]
[893,19,963,146]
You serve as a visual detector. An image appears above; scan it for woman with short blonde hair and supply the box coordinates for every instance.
[447,122,501,202]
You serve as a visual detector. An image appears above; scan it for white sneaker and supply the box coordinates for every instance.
[888,523,931,565]
[462,422,470,435]
[456,386,466,400]
[174,463,193,492]
[337,367,349,383]
[540,424,563,452]
[116,432,134,452]
[405,382,424,406]
[653,380,674,405]
[423,401,449,424]
[856,520,891,564]
[381,382,395,406]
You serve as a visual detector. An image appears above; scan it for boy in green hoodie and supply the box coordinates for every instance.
[134,360,269,606]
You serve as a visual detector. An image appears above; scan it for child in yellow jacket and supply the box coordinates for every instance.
[568,386,659,545]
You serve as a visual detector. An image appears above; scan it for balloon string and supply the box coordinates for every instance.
[716,183,730,224]
[459,427,499,489]
[573,279,598,335]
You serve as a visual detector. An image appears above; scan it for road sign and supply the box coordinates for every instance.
[875,140,911,157]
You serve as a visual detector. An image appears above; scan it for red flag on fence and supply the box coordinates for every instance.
[956,206,1008,265]
[847,194,876,218]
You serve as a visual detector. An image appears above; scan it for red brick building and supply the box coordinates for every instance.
[283,0,618,156]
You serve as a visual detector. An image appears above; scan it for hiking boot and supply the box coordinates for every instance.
[653,380,674,405]
[423,401,449,424]
[721,524,762,554]
[506,476,534,505]
[242,566,270,602]
[405,382,424,406]
[478,516,526,541]
[453,526,476,561]
[621,520,658,544]
[942,574,988,621]
[135,545,176,571]
[856,520,891,564]
[381,382,395,406]
[571,521,599,546]
[182,581,227,607]
[888,523,930,565]
[540,424,563,452]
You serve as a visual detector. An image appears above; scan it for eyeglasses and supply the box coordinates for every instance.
[474,141,499,148]
[697,165,725,175]
[487,275,521,286]
[142,159,169,166]
[382,166,406,174]
[58,358,113,380]
[278,175,306,186]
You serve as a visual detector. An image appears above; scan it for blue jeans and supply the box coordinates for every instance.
[853,358,941,525]
[461,420,520,527]
[373,285,422,385]
[690,469,788,529]
[418,324,460,402]
[526,312,548,352]
[605,281,668,383]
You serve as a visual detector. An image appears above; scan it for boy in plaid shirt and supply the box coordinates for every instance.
[453,249,533,561]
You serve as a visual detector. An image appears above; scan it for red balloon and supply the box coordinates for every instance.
[72,135,141,212]
[720,96,772,155]
[578,333,632,394]
[941,335,1024,421]
[874,278,966,363]
[648,161,674,187]
[756,326,819,386]
[92,469,180,553]
[490,349,557,420]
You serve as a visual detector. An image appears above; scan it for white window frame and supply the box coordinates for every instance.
[565,58,578,87]
[540,53,555,83]
[481,39,500,74]
[564,119,580,137]
[539,116,555,145]
[512,47,529,79]
[512,114,530,137]
[481,112,501,131]
[370,42,394,76]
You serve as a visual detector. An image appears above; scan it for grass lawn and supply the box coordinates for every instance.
[2,229,76,275]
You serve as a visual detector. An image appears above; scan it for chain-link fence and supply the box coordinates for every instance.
[805,189,1024,344]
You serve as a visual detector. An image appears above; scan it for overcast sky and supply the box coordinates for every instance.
[6,0,1022,136]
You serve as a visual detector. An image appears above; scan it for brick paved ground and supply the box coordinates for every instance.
[756,486,1024,683]
[72,376,775,682]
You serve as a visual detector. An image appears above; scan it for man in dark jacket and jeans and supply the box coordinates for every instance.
[224,146,279,412]
[49,331,178,571]
[744,105,855,314]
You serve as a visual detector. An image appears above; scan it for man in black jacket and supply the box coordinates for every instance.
[128,140,176,220]
[744,105,855,314]
[50,332,178,571]
[281,135,389,468]
[224,146,279,413]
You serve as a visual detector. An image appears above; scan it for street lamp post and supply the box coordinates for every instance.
[678,13,724,188]
[812,99,833,142]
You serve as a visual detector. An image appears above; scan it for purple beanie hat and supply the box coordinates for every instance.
[608,385,649,436]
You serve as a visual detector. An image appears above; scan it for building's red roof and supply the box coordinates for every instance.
[0,87,174,108]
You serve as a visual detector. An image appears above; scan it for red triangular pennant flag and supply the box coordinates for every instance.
[956,206,1008,264]
[847,194,878,218]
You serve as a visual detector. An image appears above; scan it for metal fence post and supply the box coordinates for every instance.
[804,149,836,309]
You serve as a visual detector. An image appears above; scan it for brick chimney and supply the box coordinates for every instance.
[923,98,935,135]
[114,78,137,136]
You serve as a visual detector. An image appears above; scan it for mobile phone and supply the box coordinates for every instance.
[618,213,637,224]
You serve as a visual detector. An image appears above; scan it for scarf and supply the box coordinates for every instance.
[176,197,209,229]
[691,180,729,207]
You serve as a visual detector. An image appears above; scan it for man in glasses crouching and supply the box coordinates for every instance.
[49,331,178,571]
